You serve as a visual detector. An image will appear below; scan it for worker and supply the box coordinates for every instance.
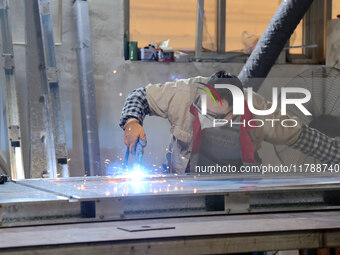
[120,71,340,174]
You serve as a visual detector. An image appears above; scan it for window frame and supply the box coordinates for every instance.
[127,0,332,64]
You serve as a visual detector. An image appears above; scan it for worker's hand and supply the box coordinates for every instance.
[124,119,146,152]
[131,137,147,157]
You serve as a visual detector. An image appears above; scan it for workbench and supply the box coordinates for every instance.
[1,175,340,254]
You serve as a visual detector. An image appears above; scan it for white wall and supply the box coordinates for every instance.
[12,0,319,176]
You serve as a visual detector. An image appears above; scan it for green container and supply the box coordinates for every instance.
[128,41,138,61]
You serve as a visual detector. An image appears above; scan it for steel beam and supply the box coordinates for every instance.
[0,42,9,175]
[25,0,58,178]
[73,0,101,176]
[0,0,24,179]
[38,0,68,177]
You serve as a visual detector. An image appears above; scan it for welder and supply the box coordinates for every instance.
[120,71,340,174]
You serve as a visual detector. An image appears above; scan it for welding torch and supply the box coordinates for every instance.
[124,138,147,168]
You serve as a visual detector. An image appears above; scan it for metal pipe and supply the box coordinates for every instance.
[238,0,315,91]
[195,0,204,59]
[216,0,226,53]
[73,0,101,176]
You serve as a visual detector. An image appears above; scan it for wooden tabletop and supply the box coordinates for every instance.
[1,211,340,254]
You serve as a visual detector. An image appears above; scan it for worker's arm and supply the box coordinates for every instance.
[120,87,150,151]
[119,87,150,128]
[289,125,340,164]
[250,91,339,164]
[120,76,208,148]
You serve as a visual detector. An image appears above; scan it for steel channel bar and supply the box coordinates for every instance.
[0,0,24,179]
[38,0,68,177]
[25,0,58,178]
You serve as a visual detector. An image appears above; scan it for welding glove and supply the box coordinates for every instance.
[124,118,147,152]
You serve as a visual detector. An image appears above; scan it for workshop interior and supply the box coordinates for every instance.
[0,0,340,254]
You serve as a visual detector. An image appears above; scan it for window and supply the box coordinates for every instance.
[129,0,327,63]
[225,0,280,52]
[130,0,196,51]
[130,0,284,54]
[289,20,303,54]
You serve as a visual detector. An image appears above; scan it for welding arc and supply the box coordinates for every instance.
[197,82,223,105]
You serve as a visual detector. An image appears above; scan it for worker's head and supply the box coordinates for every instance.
[202,71,244,119]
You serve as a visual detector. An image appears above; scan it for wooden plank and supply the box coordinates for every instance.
[1,211,340,250]
[0,231,326,255]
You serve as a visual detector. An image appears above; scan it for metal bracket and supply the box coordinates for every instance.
[55,143,67,160]
[46,67,58,83]
[225,192,250,214]
[8,125,20,142]
[0,0,8,10]
[95,198,124,220]
[3,54,14,70]
[39,1,51,16]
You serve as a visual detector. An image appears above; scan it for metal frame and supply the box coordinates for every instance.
[2,175,340,227]
[3,176,340,253]
[0,0,24,179]
[194,0,244,61]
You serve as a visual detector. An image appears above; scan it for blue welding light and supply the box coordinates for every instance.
[125,163,147,180]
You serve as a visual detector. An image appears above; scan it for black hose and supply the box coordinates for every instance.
[238,0,315,91]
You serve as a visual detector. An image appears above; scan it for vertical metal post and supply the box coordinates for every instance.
[216,0,226,53]
[123,0,130,60]
[0,59,9,174]
[73,0,102,176]
[0,0,24,179]
[25,0,58,178]
[195,0,204,59]
[38,0,68,177]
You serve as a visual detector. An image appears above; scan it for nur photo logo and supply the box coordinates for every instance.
[196,82,312,128]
